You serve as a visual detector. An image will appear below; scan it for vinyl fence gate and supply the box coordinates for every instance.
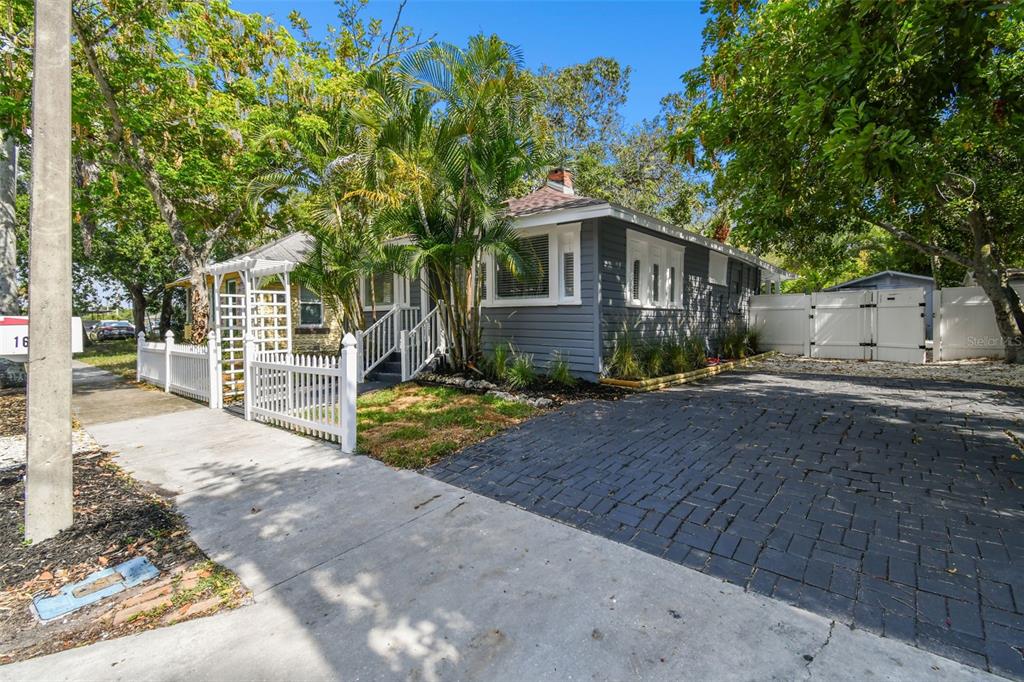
[750,287,927,363]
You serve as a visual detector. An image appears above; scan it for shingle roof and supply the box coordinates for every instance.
[504,185,606,218]
[231,231,316,263]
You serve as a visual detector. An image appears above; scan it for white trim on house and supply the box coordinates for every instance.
[512,202,793,279]
[481,222,582,308]
[625,229,685,309]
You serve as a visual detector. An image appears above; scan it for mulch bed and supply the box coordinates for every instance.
[0,445,246,664]
[422,369,630,405]
[0,390,24,438]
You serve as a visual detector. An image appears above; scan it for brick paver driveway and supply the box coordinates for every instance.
[427,368,1024,678]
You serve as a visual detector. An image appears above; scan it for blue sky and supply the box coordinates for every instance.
[232,1,709,125]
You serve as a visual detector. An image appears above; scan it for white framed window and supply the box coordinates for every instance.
[481,223,582,307]
[708,251,729,286]
[299,285,324,327]
[625,230,684,308]
[360,272,409,311]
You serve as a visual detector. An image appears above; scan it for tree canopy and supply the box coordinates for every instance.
[672,0,1024,359]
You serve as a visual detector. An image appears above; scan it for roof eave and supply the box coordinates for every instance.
[512,203,795,279]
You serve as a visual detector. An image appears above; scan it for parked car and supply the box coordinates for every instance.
[96,320,136,341]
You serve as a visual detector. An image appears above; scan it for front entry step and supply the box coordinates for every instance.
[366,352,403,384]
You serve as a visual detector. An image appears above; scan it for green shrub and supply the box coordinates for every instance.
[663,340,689,374]
[547,352,576,387]
[717,322,758,359]
[607,332,644,379]
[506,353,537,389]
[486,343,511,382]
[641,343,668,377]
[682,337,707,370]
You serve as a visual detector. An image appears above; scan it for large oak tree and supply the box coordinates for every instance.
[673,0,1024,360]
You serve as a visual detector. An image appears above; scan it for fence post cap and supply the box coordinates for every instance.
[165,330,175,341]
[342,332,357,347]
[137,331,146,341]
[207,329,218,343]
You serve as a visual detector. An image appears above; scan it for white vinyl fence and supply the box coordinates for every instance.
[137,331,221,407]
[934,285,1024,361]
[245,333,357,453]
[750,287,927,363]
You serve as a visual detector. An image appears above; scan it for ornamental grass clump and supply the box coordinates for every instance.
[547,352,576,387]
[608,332,643,380]
[506,352,537,389]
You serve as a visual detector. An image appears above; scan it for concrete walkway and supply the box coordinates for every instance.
[5,367,999,681]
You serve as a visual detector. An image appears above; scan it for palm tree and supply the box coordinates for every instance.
[248,98,404,332]
[370,36,551,370]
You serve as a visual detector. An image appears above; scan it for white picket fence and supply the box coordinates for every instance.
[245,333,357,453]
[137,331,220,407]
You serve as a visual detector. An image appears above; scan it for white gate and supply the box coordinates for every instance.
[245,334,357,453]
[811,290,873,360]
[874,288,927,363]
[751,287,926,363]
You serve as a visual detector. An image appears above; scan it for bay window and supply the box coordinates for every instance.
[625,230,685,308]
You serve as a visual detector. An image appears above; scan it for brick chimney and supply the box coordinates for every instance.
[547,168,575,195]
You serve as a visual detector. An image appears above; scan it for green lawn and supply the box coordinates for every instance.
[357,384,537,469]
[77,339,138,380]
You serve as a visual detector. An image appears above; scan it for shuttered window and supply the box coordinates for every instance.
[496,234,549,299]
[363,272,395,307]
[631,259,641,303]
[626,230,685,308]
[562,251,575,298]
[479,261,487,300]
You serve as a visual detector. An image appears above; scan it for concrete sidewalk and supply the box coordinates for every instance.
[5,367,998,681]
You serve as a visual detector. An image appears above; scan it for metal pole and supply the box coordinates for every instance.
[25,0,73,542]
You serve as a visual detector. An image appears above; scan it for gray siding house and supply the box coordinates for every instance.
[477,171,789,380]
[192,171,789,382]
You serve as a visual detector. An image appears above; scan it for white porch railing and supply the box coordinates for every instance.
[355,306,421,382]
[245,334,357,453]
[137,331,222,408]
[400,308,443,381]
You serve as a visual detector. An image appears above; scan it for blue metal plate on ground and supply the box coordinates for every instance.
[32,557,160,621]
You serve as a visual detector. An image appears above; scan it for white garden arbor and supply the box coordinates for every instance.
[206,254,297,402]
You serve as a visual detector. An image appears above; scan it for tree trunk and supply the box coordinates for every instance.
[0,136,17,314]
[968,210,1024,363]
[159,287,174,337]
[128,283,147,336]
[188,264,210,344]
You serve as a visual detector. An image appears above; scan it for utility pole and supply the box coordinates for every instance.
[25,0,73,542]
